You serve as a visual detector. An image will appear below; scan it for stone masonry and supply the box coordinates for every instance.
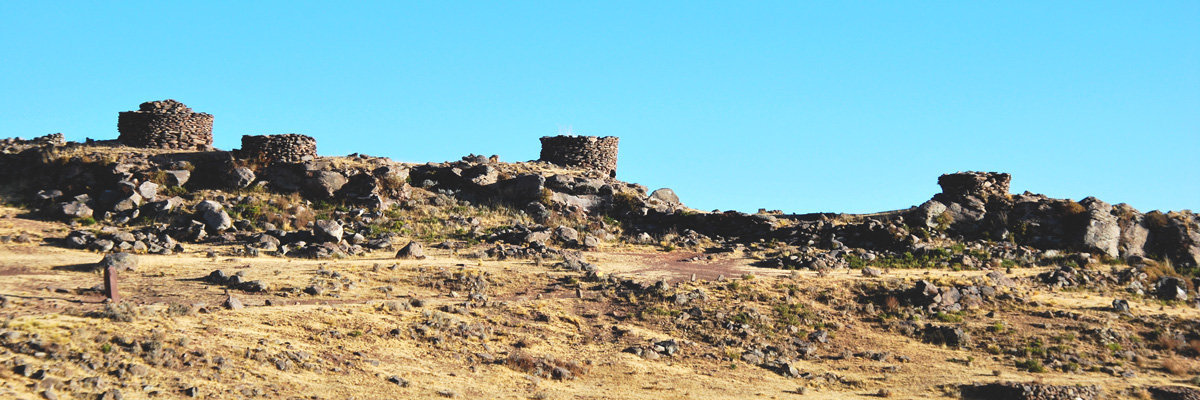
[117,100,213,150]
[538,135,619,177]
[239,134,317,164]
[936,171,1011,203]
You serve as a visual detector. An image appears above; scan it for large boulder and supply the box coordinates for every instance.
[98,253,137,272]
[647,188,683,213]
[554,226,579,244]
[462,164,499,186]
[395,241,426,260]
[305,171,347,198]
[229,167,256,189]
[109,193,143,213]
[1078,197,1120,257]
[910,200,949,230]
[163,170,190,187]
[491,174,546,204]
[136,181,159,200]
[1155,277,1189,301]
[195,200,233,232]
[53,198,93,220]
[312,220,344,243]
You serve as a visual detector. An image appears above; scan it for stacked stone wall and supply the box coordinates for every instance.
[117,100,213,150]
[1,133,65,154]
[240,134,317,164]
[937,171,1011,202]
[538,135,619,177]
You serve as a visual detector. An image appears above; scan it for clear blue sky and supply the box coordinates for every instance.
[2,1,1196,214]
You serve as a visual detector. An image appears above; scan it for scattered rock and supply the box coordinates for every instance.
[223,295,244,310]
[1112,299,1131,314]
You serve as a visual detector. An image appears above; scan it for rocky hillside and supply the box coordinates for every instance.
[0,135,1198,399]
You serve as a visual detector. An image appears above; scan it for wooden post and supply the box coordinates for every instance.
[103,264,119,302]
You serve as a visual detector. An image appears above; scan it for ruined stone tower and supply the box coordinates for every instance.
[117,100,213,150]
[538,135,619,177]
[936,171,1011,202]
[239,134,317,164]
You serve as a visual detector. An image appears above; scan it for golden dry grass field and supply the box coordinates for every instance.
[0,206,1197,399]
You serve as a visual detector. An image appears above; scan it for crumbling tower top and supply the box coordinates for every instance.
[116,99,213,150]
[936,171,1011,202]
[538,135,619,177]
[239,134,318,165]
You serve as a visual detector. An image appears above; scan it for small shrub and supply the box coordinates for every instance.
[166,303,194,317]
[506,350,587,380]
[1145,211,1170,229]
[90,302,139,322]
[933,311,963,323]
[883,296,900,312]
[1015,358,1046,373]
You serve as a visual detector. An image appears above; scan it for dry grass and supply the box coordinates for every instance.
[505,350,589,380]
[1,204,1199,399]
[1163,357,1191,376]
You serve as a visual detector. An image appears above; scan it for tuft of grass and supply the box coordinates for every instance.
[89,302,139,322]
[933,311,963,323]
[1163,357,1191,376]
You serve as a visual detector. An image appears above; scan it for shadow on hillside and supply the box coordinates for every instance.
[51,263,97,272]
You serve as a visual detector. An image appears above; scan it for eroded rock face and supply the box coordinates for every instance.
[1116,203,1149,257]
[1078,197,1120,257]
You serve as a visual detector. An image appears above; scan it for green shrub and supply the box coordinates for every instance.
[1015,358,1045,373]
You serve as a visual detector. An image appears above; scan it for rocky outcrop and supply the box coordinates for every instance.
[905,172,1198,268]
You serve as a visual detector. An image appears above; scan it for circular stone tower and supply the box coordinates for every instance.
[538,135,620,177]
[239,134,318,164]
[117,100,214,150]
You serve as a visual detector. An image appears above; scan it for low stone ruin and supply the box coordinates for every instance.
[117,100,213,150]
[1,133,65,154]
[539,135,619,177]
[239,134,317,165]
